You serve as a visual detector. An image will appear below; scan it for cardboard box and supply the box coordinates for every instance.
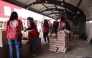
[22,31,29,40]
[0,30,8,47]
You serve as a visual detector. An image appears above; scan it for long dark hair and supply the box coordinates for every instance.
[7,11,18,25]
[60,16,66,21]
[27,17,34,29]
[43,19,49,27]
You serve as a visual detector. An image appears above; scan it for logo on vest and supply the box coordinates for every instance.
[60,23,65,28]
[10,20,18,28]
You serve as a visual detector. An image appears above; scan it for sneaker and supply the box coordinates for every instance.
[30,54,36,56]
[44,42,46,43]
[47,41,50,43]
[85,41,90,43]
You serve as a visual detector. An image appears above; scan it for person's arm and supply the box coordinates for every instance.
[25,22,35,31]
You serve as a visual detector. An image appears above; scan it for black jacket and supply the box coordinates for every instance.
[53,21,59,29]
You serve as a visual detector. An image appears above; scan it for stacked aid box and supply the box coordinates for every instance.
[49,30,69,53]
[49,38,57,52]
[57,30,69,53]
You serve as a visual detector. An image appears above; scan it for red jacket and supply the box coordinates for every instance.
[42,27,49,33]
[7,19,22,38]
[42,23,49,33]
[59,21,66,28]
[29,23,39,38]
[49,23,52,27]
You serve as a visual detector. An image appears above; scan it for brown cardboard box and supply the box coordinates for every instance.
[21,43,30,57]
[37,38,41,49]
[0,30,8,47]
[0,45,9,58]
[2,31,8,46]
[22,31,29,40]
[22,29,41,57]
[21,38,41,57]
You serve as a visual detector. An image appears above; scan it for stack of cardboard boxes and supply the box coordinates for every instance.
[57,30,69,53]
[49,38,57,52]
[49,30,69,53]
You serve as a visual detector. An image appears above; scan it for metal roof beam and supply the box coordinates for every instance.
[42,4,48,9]
[77,0,82,8]
[4,0,27,8]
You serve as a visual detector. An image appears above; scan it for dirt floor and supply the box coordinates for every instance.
[28,32,92,58]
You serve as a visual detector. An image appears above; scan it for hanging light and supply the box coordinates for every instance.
[31,4,34,6]
[61,3,64,6]
[45,1,48,3]
[53,9,55,11]
[77,11,80,14]
[27,7,30,9]
[27,8,28,9]
[57,13,58,15]
[64,10,65,12]
[74,16,76,18]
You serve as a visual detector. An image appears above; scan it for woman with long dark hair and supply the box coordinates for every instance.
[5,11,23,58]
[42,19,49,43]
[25,17,39,56]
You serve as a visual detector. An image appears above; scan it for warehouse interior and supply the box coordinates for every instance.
[0,0,92,58]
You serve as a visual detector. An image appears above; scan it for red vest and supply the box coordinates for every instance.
[59,21,66,28]
[7,19,22,38]
[42,27,49,33]
[29,23,39,38]
[49,23,52,27]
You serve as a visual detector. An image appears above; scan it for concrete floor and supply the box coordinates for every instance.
[28,32,92,58]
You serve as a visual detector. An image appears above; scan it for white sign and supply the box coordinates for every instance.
[4,6,11,16]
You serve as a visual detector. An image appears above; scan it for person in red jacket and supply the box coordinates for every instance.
[59,16,66,30]
[5,11,23,58]
[48,20,53,32]
[42,19,49,43]
[25,17,39,56]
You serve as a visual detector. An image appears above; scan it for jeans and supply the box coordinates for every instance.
[8,38,21,58]
[31,36,39,54]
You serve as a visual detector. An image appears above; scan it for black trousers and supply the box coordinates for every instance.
[43,32,49,42]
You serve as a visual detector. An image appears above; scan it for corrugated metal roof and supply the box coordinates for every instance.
[4,0,92,20]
